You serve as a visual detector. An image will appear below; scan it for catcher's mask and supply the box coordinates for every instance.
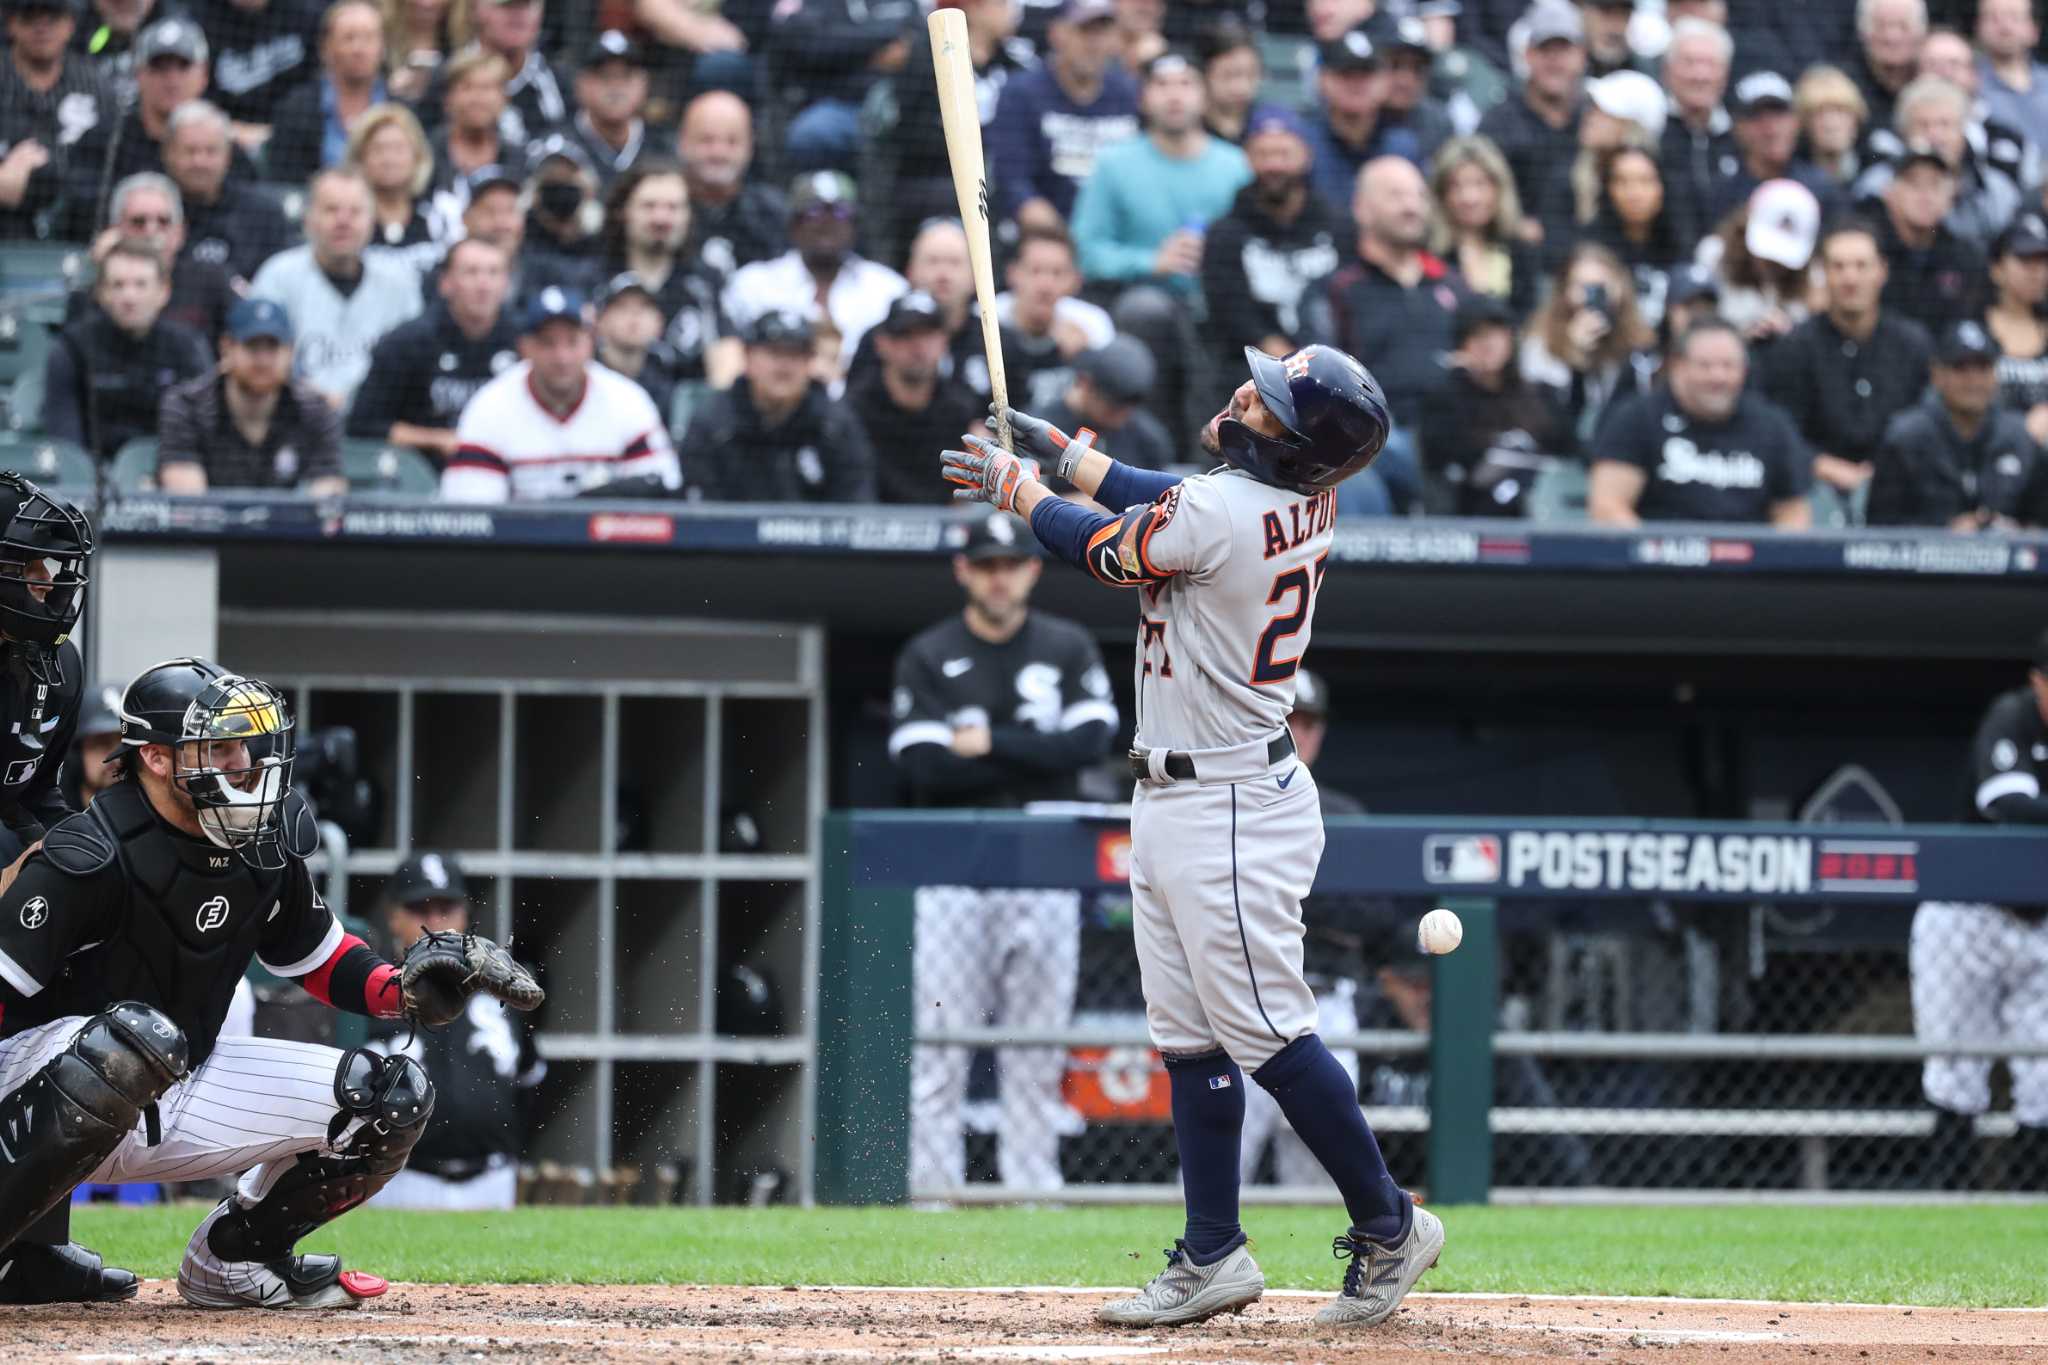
[119,658,297,869]
[0,471,92,685]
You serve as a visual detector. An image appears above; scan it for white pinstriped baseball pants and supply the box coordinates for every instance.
[1911,902,2048,1125]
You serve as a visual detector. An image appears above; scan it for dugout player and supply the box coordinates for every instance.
[944,344,1440,1329]
[0,658,541,1308]
[1911,628,2048,1189]
[890,512,1119,1195]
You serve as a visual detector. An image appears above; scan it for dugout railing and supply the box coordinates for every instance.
[815,812,2048,1206]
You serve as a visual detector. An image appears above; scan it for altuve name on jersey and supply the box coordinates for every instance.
[1261,488,1337,560]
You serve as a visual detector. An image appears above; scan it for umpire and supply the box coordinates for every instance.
[890,512,1118,1195]
[1911,627,2048,1189]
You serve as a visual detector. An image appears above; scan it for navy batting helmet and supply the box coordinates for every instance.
[1216,345,1390,494]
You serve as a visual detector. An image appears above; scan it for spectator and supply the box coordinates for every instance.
[157,296,348,495]
[1978,0,2048,160]
[1874,141,1988,334]
[1204,108,1346,377]
[88,172,235,342]
[1987,213,2048,446]
[1113,0,1165,70]
[251,167,425,406]
[1591,317,1812,525]
[1301,155,1456,512]
[988,0,1139,230]
[847,291,986,503]
[1585,146,1685,328]
[769,0,918,175]
[722,171,906,380]
[347,103,445,278]
[380,0,473,102]
[1660,260,1723,350]
[1659,17,1737,249]
[1580,0,1642,79]
[1429,134,1540,322]
[45,240,210,458]
[590,269,683,420]
[682,309,878,502]
[522,132,602,280]
[1797,64,1872,189]
[1915,27,2035,200]
[1763,219,1932,509]
[889,0,1033,243]
[425,0,566,148]
[622,0,753,102]
[678,89,787,278]
[366,852,541,1211]
[1071,50,1250,298]
[1419,294,1573,515]
[0,0,117,241]
[1303,28,1404,212]
[347,235,515,462]
[1695,179,1821,345]
[1520,241,1656,447]
[597,159,737,389]
[73,0,164,107]
[1849,0,1925,131]
[1379,15,1454,168]
[995,224,1114,410]
[1715,71,1841,227]
[1858,76,2023,251]
[1475,1,1584,249]
[1870,319,2048,526]
[427,48,522,210]
[1552,69,1664,258]
[454,163,583,305]
[443,286,681,501]
[566,30,655,190]
[164,100,294,288]
[1037,336,1177,478]
[265,0,387,187]
[1197,20,1263,145]
[192,0,321,139]
[847,218,998,397]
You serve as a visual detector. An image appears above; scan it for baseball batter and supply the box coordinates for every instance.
[943,344,1443,1328]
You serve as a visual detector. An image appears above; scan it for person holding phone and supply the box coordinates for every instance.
[1517,243,1657,447]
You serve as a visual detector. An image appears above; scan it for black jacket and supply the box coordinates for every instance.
[1201,182,1348,371]
[686,182,790,278]
[1418,365,1574,516]
[844,370,984,505]
[1761,312,1932,465]
[1475,93,1581,246]
[194,0,322,125]
[181,182,296,287]
[1301,251,1469,428]
[767,0,921,110]
[346,302,519,447]
[262,76,336,187]
[46,308,212,458]
[681,380,877,503]
[1659,111,1740,250]
[1868,389,2048,527]
[55,109,262,242]
[1870,211,1991,340]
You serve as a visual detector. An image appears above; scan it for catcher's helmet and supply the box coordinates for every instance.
[1217,345,1390,495]
[0,471,92,684]
[118,657,298,869]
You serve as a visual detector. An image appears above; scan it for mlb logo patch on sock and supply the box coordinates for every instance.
[1209,1074,1233,1090]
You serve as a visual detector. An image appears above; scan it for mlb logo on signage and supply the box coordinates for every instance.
[1424,834,1502,884]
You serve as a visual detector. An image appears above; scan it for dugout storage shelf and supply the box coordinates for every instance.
[222,610,826,1206]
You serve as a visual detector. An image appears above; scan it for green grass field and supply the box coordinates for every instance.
[69,1203,2048,1308]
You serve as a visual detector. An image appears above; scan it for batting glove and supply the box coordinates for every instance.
[942,434,1039,513]
[993,403,1097,483]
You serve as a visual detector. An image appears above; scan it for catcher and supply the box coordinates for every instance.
[0,657,542,1309]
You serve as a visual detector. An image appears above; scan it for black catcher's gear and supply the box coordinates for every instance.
[116,658,298,870]
[1221,345,1391,495]
[0,1239,139,1303]
[399,930,546,1029]
[0,1003,187,1251]
[0,473,91,687]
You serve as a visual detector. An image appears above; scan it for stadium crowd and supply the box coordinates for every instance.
[3,0,2048,527]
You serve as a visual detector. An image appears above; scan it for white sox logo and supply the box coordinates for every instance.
[195,896,231,933]
[19,896,47,929]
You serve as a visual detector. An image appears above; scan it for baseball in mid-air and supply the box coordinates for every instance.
[1418,908,1464,955]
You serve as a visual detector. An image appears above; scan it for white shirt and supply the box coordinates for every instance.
[442,360,679,503]
[994,292,1115,349]
[721,250,907,367]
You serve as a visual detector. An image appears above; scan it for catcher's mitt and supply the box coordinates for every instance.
[400,931,545,1029]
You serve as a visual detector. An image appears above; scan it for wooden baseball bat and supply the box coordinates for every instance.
[927,6,1013,454]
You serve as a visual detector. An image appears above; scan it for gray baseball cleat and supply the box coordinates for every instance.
[1097,1239,1265,1327]
[1314,1204,1445,1327]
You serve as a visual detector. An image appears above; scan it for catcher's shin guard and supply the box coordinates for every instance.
[0,1003,188,1249]
[205,1049,434,1264]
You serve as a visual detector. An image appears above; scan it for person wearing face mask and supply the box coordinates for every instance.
[45,240,210,459]
[523,133,602,276]
[721,171,907,378]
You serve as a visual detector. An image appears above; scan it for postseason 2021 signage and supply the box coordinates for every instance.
[1421,829,1922,898]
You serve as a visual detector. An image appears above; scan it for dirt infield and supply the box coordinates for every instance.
[16,1283,2048,1363]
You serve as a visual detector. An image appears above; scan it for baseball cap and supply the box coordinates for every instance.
[1732,70,1795,118]
[1075,336,1157,405]
[1935,318,2000,366]
[1995,213,2048,260]
[521,285,587,334]
[1452,293,1515,346]
[137,16,207,65]
[1523,0,1584,47]
[465,164,522,200]
[1056,0,1116,25]
[879,290,946,336]
[1244,106,1313,147]
[1292,667,1331,718]
[789,169,857,216]
[959,511,1038,562]
[1587,70,1667,142]
[743,308,814,349]
[527,131,594,175]
[1139,50,1198,83]
[385,851,470,907]
[2,0,78,14]
[1744,179,1821,270]
[594,270,657,311]
[1891,138,1954,176]
[76,679,122,741]
[226,296,293,344]
[1320,27,1381,73]
[1377,13,1433,53]
[582,27,645,69]
[1668,262,1722,307]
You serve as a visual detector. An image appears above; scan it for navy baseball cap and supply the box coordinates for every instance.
[1244,106,1312,146]
[743,308,814,349]
[1320,28,1381,73]
[879,290,946,336]
[1995,213,2048,260]
[226,297,292,344]
[465,164,522,199]
[594,270,657,311]
[1935,319,2000,366]
[521,285,587,334]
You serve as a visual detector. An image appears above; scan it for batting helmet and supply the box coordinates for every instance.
[0,471,91,685]
[1217,345,1390,495]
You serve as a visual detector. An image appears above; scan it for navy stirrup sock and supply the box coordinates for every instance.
[1163,1049,1247,1264]
[1253,1033,1408,1243]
